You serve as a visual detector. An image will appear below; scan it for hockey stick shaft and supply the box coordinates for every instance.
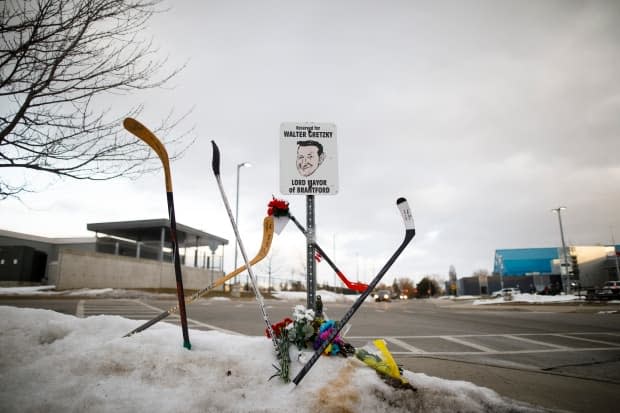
[288,213,368,292]
[123,216,274,337]
[123,118,191,349]
[292,197,415,385]
[211,141,278,348]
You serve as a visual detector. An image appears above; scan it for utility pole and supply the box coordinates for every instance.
[552,207,570,294]
[611,227,620,281]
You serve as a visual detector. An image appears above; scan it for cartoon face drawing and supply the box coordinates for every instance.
[296,140,325,177]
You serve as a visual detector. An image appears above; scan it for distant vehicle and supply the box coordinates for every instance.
[375,290,391,302]
[491,288,521,298]
[588,280,620,301]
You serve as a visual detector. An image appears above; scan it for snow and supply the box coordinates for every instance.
[273,289,358,303]
[0,305,547,413]
[0,285,173,299]
[472,293,590,305]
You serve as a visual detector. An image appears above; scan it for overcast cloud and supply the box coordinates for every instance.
[2,0,619,286]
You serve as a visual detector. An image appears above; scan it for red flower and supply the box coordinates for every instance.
[265,317,293,339]
[267,197,289,217]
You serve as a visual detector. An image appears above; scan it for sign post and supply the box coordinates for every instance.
[280,122,338,310]
[306,194,316,310]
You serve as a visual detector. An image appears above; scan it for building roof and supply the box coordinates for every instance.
[0,229,95,245]
[86,219,228,251]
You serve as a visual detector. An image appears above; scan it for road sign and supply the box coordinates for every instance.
[280,122,338,196]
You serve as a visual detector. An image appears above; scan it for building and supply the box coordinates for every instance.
[0,220,228,290]
[493,246,619,292]
[452,245,620,296]
[0,229,95,282]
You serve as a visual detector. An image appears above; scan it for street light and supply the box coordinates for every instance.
[234,161,251,285]
[611,226,620,281]
[495,252,504,290]
[551,206,570,294]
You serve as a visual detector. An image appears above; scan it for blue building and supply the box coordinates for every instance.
[453,246,619,296]
[493,248,558,276]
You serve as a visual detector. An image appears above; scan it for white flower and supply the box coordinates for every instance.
[292,305,307,321]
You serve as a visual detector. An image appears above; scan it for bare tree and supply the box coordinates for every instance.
[397,277,416,298]
[259,248,283,292]
[0,0,192,199]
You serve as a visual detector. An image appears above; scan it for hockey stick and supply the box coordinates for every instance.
[292,197,415,386]
[211,141,278,346]
[123,215,275,338]
[123,118,191,350]
[286,213,368,293]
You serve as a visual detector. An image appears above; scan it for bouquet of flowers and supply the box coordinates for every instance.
[267,197,289,217]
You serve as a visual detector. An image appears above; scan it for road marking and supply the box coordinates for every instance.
[389,347,620,356]
[504,334,570,349]
[348,333,620,356]
[441,336,495,352]
[79,299,240,335]
[385,337,425,354]
[136,300,241,335]
[76,300,84,318]
[551,334,620,347]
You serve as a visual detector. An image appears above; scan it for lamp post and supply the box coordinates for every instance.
[495,252,504,290]
[234,161,251,285]
[552,207,570,294]
[611,226,620,281]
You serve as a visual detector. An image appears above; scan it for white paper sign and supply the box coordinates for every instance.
[279,122,338,196]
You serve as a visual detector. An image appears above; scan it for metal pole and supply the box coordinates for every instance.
[611,227,620,281]
[306,194,316,310]
[497,254,504,290]
[552,207,570,294]
[333,233,336,288]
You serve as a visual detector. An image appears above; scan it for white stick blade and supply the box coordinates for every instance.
[396,197,415,230]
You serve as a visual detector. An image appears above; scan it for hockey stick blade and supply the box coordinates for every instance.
[123,216,275,338]
[211,140,221,176]
[292,197,415,386]
[123,118,173,191]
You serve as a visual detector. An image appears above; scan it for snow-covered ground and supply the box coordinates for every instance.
[472,292,620,305]
[4,286,618,306]
[0,305,548,413]
[273,290,358,303]
[0,286,358,302]
[0,285,174,298]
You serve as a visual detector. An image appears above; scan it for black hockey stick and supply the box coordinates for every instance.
[123,118,191,350]
[292,197,415,386]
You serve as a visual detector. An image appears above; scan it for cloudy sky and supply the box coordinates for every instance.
[2,0,620,287]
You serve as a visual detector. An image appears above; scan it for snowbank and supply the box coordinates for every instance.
[273,290,358,303]
[0,306,545,412]
[0,285,173,299]
[472,293,583,305]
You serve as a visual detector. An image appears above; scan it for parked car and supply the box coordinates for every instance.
[588,280,620,301]
[490,288,521,298]
[375,290,391,302]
